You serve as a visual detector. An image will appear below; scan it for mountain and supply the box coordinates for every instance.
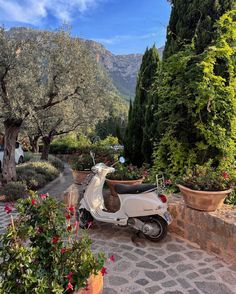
[8,27,163,99]
[84,40,164,99]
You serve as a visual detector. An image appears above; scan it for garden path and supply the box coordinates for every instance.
[0,167,236,294]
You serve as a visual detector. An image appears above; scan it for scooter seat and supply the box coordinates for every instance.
[114,184,157,194]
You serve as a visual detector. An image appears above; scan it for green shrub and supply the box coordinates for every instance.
[16,161,59,190]
[17,169,47,190]
[225,191,236,206]
[95,135,119,147]
[48,155,64,171]
[23,151,34,162]
[0,181,27,201]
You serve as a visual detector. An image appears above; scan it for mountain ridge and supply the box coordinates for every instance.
[8,27,164,99]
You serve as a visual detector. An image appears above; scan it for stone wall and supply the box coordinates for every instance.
[168,195,236,264]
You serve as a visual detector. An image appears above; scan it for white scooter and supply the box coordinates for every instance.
[78,155,172,242]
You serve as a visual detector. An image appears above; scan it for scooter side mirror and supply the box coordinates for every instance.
[119,156,125,164]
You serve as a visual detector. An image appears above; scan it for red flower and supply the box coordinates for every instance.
[101,267,107,276]
[66,272,73,281]
[40,193,47,199]
[108,255,115,262]
[61,248,66,254]
[68,206,75,213]
[67,282,73,290]
[52,236,60,244]
[67,225,72,232]
[164,179,172,185]
[222,171,230,179]
[31,199,36,205]
[65,214,71,220]
[4,204,12,214]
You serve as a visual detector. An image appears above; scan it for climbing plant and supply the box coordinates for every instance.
[151,7,236,177]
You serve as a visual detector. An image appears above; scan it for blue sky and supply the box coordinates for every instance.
[0,0,171,55]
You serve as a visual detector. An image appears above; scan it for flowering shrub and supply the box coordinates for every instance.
[0,192,108,293]
[179,161,236,191]
[106,163,149,181]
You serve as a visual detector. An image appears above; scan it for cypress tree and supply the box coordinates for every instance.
[163,0,234,60]
[124,45,160,166]
[151,5,236,177]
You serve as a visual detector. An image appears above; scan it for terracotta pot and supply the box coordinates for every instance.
[72,170,91,185]
[106,178,144,197]
[75,272,103,294]
[177,184,232,212]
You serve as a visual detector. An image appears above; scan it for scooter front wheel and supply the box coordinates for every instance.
[139,215,167,242]
[77,208,94,229]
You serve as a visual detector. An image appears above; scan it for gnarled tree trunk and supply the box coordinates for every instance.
[29,135,40,153]
[2,119,22,184]
[41,136,52,161]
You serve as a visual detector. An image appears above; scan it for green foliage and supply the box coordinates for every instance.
[95,135,119,147]
[124,45,160,166]
[106,163,148,181]
[178,160,236,191]
[163,0,235,59]
[0,193,105,293]
[225,191,236,205]
[0,181,27,201]
[151,8,236,180]
[50,133,92,154]
[16,161,60,190]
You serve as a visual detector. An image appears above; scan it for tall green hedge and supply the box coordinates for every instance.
[151,8,236,177]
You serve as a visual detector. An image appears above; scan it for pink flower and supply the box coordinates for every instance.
[40,193,47,199]
[87,221,93,228]
[4,204,12,214]
[66,272,73,282]
[101,267,107,276]
[108,255,115,262]
[74,221,79,228]
[31,199,36,205]
[222,171,230,179]
[164,179,172,185]
[61,248,66,254]
[52,236,60,244]
[67,282,73,290]
[143,170,149,177]
[36,227,43,234]
[65,214,71,220]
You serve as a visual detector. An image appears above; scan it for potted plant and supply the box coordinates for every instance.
[71,154,93,184]
[177,161,235,211]
[106,163,148,197]
[0,192,108,293]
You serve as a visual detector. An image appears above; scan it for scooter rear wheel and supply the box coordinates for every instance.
[77,208,94,229]
[139,215,167,242]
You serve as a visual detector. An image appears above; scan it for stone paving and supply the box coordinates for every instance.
[1,166,236,294]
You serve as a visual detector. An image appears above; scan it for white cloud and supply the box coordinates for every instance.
[0,0,104,24]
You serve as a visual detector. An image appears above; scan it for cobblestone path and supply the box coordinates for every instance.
[0,166,236,294]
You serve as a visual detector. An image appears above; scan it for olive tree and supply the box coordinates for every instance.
[0,27,104,183]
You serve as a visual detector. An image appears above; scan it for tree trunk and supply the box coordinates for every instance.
[2,119,22,184]
[41,136,52,161]
[29,135,40,153]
